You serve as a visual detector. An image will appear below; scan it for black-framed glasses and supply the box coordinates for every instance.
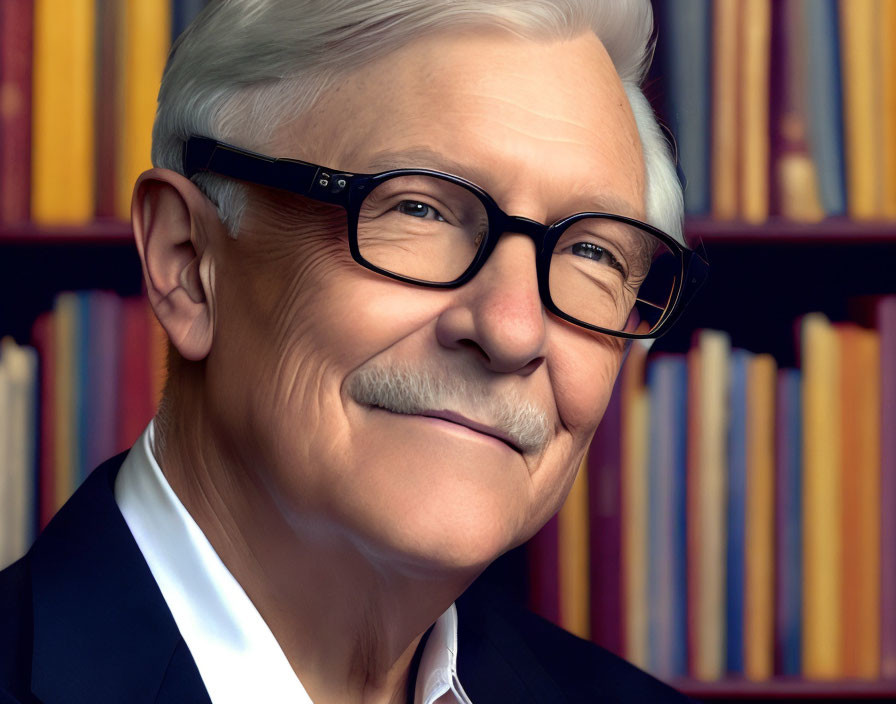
[183,136,709,339]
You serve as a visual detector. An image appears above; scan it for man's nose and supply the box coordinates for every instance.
[435,233,547,375]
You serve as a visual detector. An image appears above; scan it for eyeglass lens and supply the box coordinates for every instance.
[356,173,679,334]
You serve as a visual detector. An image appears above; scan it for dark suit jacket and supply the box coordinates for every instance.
[0,451,694,703]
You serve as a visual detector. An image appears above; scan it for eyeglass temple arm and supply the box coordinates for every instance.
[182,136,346,201]
[679,242,710,310]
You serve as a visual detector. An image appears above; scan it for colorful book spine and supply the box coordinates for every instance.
[0,0,34,224]
[801,313,842,679]
[647,354,688,680]
[879,297,896,679]
[689,329,730,681]
[774,368,802,676]
[711,0,740,220]
[588,377,622,655]
[881,0,896,218]
[31,0,95,224]
[726,348,750,675]
[744,353,776,680]
[558,451,590,640]
[621,340,650,671]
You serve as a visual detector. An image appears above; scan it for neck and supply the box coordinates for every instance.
[154,374,477,704]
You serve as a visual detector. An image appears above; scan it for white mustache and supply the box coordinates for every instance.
[346,364,551,454]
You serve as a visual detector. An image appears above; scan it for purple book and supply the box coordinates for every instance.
[588,377,623,656]
[879,296,896,678]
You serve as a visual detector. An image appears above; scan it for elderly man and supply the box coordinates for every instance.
[1,1,707,702]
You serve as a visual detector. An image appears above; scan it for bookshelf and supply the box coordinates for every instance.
[3,0,896,702]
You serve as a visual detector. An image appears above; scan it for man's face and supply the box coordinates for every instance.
[205,29,645,572]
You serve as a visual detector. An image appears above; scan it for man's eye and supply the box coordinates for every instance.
[395,200,446,221]
[570,242,626,276]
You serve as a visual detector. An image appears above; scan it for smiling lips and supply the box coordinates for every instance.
[377,406,522,453]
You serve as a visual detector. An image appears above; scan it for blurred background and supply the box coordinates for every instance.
[1,1,895,702]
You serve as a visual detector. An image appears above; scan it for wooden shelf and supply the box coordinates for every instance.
[0,220,133,245]
[688,217,896,244]
[673,677,896,701]
[2,217,896,246]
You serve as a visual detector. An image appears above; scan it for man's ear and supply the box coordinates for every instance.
[131,168,223,362]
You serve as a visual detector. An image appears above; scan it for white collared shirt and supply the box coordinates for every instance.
[114,419,473,704]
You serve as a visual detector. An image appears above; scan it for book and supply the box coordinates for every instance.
[171,0,208,43]
[0,0,33,224]
[52,293,78,512]
[774,368,802,677]
[803,0,847,216]
[744,353,776,681]
[0,337,38,570]
[31,0,95,224]
[726,348,750,675]
[94,0,120,218]
[85,291,121,472]
[801,312,842,679]
[879,297,896,679]
[771,0,824,222]
[621,340,650,670]
[836,323,880,679]
[711,0,740,220]
[116,1,172,219]
[29,312,55,530]
[646,354,688,680]
[527,513,560,626]
[689,330,730,681]
[738,0,772,223]
[588,376,623,655]
[658,0,710,215]
[838,0,881,219]
[881,0,896,218]
[558,451,590,639]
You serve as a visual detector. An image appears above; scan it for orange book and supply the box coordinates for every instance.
[880,0,896,218]
[837,324,881,679]
[31,0,95,223]
[558,451,590,639]
[116,1,172,219]
[744,353,776,681]
[839,0,881,219]
[801,313,842,679]
[738,0,771,223]
[711,0,740,220]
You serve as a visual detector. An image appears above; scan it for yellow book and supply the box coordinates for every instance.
[691,330,730,681]
[52,294,78,512]
[738,0,771,223]
[801,313,842,679]
[558,451,590,639]
[621,340,649,670]
[837,324,881,679]
[116,1,172,219]
[744,353,776,681]
[840,0,881,219]
[880,0,896,218]
[31,0,95,224]
[711,0,740,220]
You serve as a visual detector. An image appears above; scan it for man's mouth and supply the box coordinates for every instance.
[369,404,522,453]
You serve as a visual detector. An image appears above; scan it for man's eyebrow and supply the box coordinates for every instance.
[362,145,644,220]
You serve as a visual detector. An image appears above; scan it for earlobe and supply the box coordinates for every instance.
[131,168,219,362]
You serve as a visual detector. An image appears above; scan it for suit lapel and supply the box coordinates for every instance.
[29,453,211,704]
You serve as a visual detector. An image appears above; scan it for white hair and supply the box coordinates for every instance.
[152,0,684,243]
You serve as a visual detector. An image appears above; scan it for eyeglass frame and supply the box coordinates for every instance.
[182,135,709,339]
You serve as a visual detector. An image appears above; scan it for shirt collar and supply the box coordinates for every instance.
[114,419,472,704]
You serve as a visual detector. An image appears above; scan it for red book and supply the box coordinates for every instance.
[527,514,560,626]
[30,311,55,530]
[93,0,119,218]
[0,0,33,224]
[116,297,154,454]
[587,376,622,655]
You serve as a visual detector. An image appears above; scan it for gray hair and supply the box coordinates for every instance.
[151,0,684,243]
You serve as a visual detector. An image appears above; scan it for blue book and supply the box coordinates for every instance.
[658,0,711,215]
[647,354,688,680]
[726,349,750,675]
[775,368,803,676]
[85,291,121,475]
[803,0,846,215]
[171,0,208,43]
